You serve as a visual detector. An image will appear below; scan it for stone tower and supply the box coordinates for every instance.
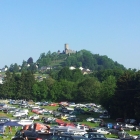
[64,44,69,54]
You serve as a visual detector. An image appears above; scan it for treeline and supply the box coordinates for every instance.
[0,68,140,120]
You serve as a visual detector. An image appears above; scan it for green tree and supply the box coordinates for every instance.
[71,69,83,82]
[100,75,117,112]
[77,77,101,103]
[27,57,33,64]
[110,70,136,118]
[58,67,72,81]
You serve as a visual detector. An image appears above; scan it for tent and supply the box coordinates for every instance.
[3,121,23,126]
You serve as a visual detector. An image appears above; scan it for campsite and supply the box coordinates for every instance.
[0,100,140,140]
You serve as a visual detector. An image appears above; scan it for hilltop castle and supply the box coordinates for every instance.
[64,44,76,54]
[58,44,76,55]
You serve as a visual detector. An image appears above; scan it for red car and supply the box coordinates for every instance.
[49,103,57,106]
[116,118,124,122]
[32,109,39,113]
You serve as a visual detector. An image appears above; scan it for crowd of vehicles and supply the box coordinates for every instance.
[0,100,140,140]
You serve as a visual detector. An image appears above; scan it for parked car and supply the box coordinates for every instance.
[29,114,40,120]
[124,124,135,129]
[68,103,76,107]
[67,117,83,122]
[116,118,124,123]
[99,115,110,119]
[99,122,106,127]
[0,117,11,124]
[118,131,137,139]
[43,110,52,115]
[12,130,52,140]
[136,134,140,140]
[19,103,29,108]
[90,127,111,135]
[43,117,56,124]
[49,134,90,140]
[125,119,138,125]
[0,125,6,134]
[53,112,62,118]
[2,108,9,114]
[91,118,103,123]
[86,117,95,122]
[49,103,57,106]
[13,111,28,118]
[83,132,107,139]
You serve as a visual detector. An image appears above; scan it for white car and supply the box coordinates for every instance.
[29,114,40,120]
[99,115,110,119]
[68,103,76,107]
[18,119,34,125]
[35,102,41,105]
[86,117,94,122]
[93,127,111,134]
[13,111,28,117]
[125,124,135,129]
[92,118,103,123]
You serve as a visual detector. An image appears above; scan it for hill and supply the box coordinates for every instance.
[3,49,126,74]
[36,49,126,71]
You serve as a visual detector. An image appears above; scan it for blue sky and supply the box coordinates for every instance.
[0,0,140,69]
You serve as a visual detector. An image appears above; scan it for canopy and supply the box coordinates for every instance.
[3,121,23,126]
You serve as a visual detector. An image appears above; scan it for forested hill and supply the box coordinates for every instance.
[36,49,126,71]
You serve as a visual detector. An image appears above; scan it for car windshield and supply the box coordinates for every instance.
[90,134,105,138]
[73,138,89,140]
[49,135,59,140]
[91,139,106,140]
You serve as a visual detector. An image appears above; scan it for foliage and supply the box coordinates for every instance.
[27,57,33,64]
[1,49,140,121]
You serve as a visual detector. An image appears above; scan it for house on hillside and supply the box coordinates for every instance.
[0,67,8,72]
[69,66,92,75]
[0,77,3,84]
[81,68,92,75]
[79,67,84,70]
[39,66,52,72]
[69,66,76,70]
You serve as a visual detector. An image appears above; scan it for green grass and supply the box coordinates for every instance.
[0,126,21,140]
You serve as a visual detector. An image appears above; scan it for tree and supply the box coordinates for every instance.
[13,63,19,72]
[71,69,83,82]
[77,77,101,103]
[100,76,117,112]
[1,70,12,98]
[49,80,75,101]
[132,70,140,120]
[20,71,36,100]
[27,57,33,64]
[58,67,72,81]
[110,70,136,118]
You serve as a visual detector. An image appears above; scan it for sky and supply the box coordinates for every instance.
[0,0,140,69]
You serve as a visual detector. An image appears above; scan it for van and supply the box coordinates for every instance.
[118,131,134,139]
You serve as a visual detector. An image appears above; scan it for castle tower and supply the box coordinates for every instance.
[64,44,69,54]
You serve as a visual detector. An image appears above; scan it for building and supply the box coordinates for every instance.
[69,66,76,70]
[64,44,76,54]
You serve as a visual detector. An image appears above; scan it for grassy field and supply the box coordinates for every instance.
[0,105,140,140]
